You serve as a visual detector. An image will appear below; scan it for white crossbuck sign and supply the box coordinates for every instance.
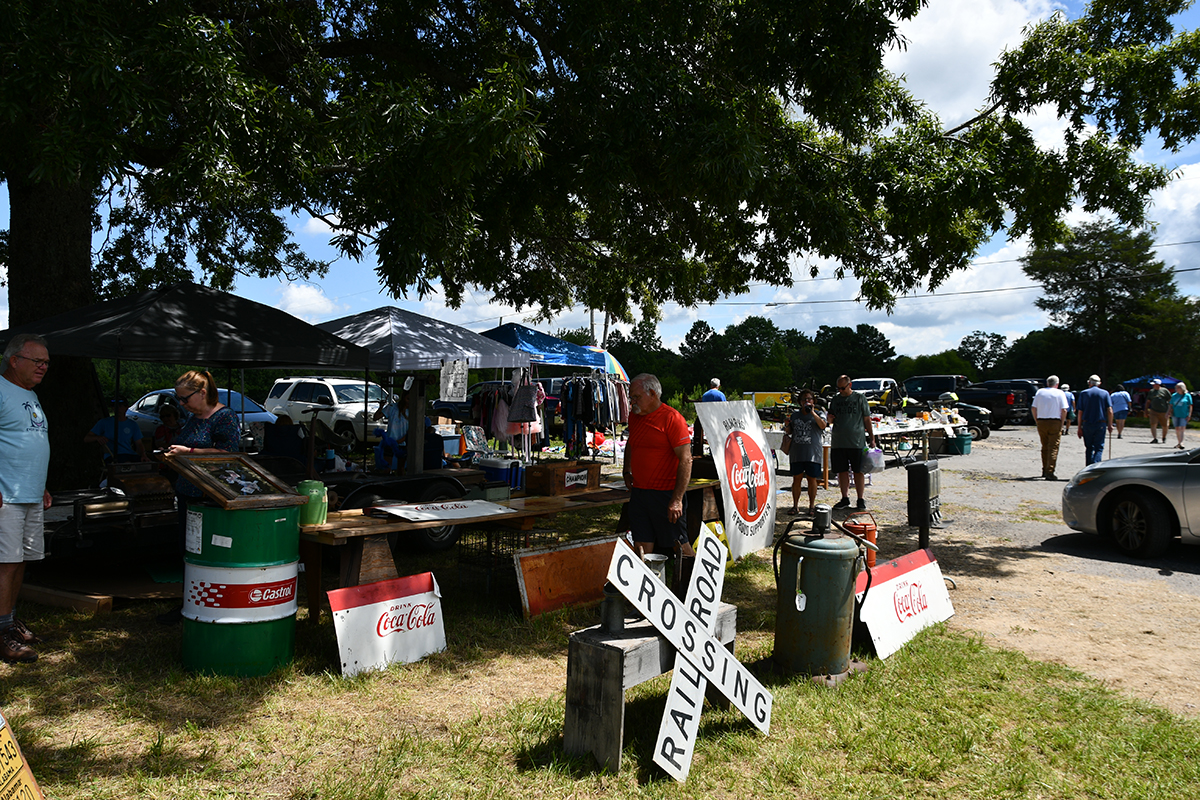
[606,531,772,781]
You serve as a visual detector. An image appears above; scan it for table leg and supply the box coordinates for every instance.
[299,540,324,623]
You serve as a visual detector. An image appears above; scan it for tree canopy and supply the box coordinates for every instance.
[1020,219,1199,381]
[6,0,1200,326]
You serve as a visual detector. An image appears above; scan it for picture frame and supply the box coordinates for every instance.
[166,452,307,510]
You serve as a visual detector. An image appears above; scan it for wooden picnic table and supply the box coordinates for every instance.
[298,478,722,618]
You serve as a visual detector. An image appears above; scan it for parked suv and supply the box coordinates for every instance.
[264,377,388,444]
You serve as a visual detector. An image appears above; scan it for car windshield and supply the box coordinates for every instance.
[851,380,882,391]
[334,384,385,404]
[216,390,267,414]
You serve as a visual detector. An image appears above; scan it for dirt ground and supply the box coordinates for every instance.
[823,425,1200,718]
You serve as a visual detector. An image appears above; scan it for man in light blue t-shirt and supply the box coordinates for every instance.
[84,396,147,463]
[0,333,52,663]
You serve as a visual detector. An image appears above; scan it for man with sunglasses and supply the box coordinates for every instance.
[826,374,875,511]
[0,334,52,662]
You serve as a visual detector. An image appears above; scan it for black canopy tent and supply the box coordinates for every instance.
[0,282,372,458]
[317,306,531,372]
[0,282,368,370]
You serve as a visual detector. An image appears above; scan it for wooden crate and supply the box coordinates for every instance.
[525,461,601,496]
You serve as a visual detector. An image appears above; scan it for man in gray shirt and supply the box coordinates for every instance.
[826,374,875,510]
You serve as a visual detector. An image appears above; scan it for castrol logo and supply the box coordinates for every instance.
[249,583,294,604]
[188,576,296,609]
[723,431,768,522]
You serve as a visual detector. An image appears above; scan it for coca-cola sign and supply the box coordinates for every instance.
[376,602,439,638]
[722,431,768,522]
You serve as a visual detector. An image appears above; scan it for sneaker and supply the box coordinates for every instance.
[833,497,850,510]
[1117,434,1122,439]
[10,618,39,645]
[856,498,867,511]
[1045,474,1057,481]
[0,629,37,663]
[1152,438,1159,444]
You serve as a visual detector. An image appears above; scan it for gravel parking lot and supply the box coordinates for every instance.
[782,424,1200,718]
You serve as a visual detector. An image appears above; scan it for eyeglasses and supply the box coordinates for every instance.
[176,388,201,404]
[14,354,50,368]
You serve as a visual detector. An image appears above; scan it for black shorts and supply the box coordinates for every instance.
[628,488,688,550]
[830,447,864,475]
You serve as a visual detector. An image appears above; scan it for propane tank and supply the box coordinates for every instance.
[773,504,863,676]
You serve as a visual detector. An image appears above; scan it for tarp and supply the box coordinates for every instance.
[316,307,530,372]
[481,323,626,373]
[1121,374,1180,389]
[0,282,368,369]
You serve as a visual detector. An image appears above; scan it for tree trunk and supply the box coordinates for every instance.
[7,171,105,491]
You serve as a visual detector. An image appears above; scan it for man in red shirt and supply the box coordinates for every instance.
[623,373,695,556]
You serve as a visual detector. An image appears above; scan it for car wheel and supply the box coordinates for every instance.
[1105,491,1174,558]
[989,420,1005,430]
[409,483,463,552]
[967,424,985,441]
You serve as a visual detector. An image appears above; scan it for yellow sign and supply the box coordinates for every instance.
[0,710,43,800]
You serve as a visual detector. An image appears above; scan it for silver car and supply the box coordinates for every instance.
[1061,448,1200,557]
[126,389,276,451]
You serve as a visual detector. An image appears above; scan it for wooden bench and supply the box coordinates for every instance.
[563,601,737,771]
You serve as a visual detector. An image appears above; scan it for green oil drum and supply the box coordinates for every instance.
[181,504,301,676]
[773,532,862,676]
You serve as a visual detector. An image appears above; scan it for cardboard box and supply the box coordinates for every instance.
[524,460,601,496]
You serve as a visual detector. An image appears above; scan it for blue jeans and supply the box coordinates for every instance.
[1081,421,1107,465]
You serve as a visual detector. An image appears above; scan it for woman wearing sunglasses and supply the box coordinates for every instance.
[158,370,240,624]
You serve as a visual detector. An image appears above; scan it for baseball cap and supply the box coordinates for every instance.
[1152,378,1162,385]
[1088,374,1101,383]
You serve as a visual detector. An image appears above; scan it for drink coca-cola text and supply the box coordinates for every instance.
[376,602,439,638]
[893,580,929,621]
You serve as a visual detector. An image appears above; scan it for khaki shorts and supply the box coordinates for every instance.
[0,503,45,563]
[1149,410,1170,427]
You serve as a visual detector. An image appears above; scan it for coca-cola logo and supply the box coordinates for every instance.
[376,602,438,637]
[893,580,929,621]
[723,431,768,522]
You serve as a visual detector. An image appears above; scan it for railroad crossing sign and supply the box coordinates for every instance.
[605,530,772,781]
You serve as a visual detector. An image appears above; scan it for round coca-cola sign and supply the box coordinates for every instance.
[723,431,768,522]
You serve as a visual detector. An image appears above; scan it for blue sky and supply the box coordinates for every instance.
[4,0,1200,361]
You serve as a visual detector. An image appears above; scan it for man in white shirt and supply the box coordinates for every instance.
[1031,375,1070,481]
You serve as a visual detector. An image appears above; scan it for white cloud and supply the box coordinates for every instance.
[302,215,340,236]
[277,283,343,322]
[887,0,1061,126]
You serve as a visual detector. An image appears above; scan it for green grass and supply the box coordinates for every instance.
[6,511,1199,799]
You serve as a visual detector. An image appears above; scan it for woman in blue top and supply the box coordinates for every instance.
[158,370,240,624]
[1170,382,1193,450]
[1110,383,1132,439]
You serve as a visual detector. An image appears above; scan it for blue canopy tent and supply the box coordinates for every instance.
[480,323,626,375]
[1122,374,1179,390]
